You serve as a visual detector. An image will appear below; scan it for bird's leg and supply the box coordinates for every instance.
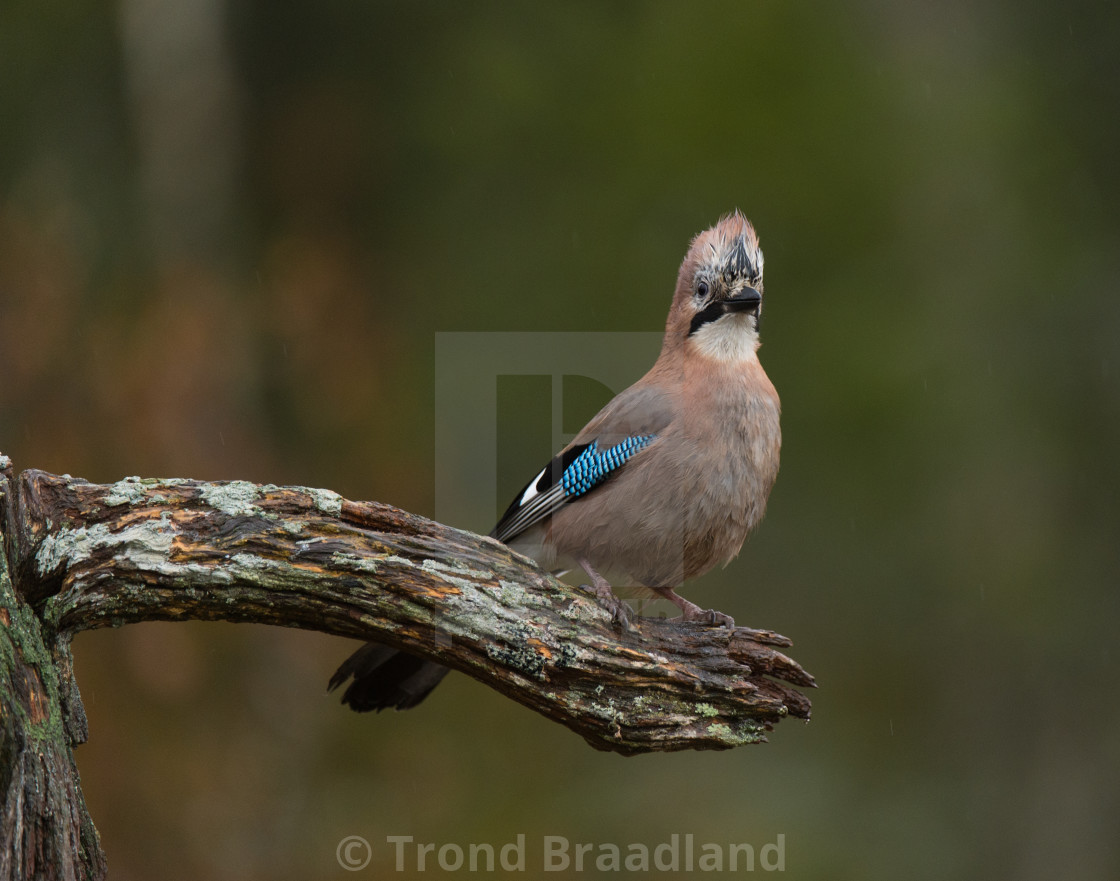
[653,587,736,629]
[576,558,637,632]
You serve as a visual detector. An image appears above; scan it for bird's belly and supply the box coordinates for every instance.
[546,427,777,587]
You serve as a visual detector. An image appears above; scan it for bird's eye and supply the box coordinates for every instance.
[697,281,709,297]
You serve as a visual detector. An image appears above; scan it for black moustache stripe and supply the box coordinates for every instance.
[688,301,729,336]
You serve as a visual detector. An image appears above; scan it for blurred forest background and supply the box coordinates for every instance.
[2,1,1118,879]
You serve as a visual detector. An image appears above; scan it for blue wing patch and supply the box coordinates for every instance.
[561,436,655,498]
[491,434,656,543]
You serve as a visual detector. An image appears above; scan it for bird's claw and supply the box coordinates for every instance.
[579,583,639,633]
[677,605,736,629]
[610,601,638,632]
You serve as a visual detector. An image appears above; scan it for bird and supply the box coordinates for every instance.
[330,210,781,711]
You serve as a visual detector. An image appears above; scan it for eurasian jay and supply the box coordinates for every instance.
[331,210,781,711]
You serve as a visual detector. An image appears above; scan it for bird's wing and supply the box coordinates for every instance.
[490,383,675,543]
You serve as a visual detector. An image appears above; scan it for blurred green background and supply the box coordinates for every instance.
[2,1,1118,878]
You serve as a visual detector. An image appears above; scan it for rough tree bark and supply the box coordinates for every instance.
[0,454,813,880]
[1,458,106,881]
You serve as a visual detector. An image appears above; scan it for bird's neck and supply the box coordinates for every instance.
[684,313,761,366]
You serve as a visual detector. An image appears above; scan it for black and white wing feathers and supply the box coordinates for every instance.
[489,383,674,544]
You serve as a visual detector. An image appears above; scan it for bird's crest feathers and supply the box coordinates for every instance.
[688,209,764,290]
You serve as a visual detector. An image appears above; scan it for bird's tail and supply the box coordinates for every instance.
[329,642,449,711]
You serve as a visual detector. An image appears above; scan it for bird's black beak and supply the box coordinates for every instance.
[719,286,762,314]
[688,285,763,336]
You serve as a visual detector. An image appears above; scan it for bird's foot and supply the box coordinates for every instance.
[578,582,638,633]
[675,603,736,628]
[657,590,736,629]
[576,557,639,633]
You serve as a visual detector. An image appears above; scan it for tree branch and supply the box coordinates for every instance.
[1,457,815,878]
[13,467,813,755]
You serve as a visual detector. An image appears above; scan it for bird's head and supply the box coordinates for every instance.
[665,210,765,363]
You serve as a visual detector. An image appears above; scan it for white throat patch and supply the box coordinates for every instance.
[689,312,759,363]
